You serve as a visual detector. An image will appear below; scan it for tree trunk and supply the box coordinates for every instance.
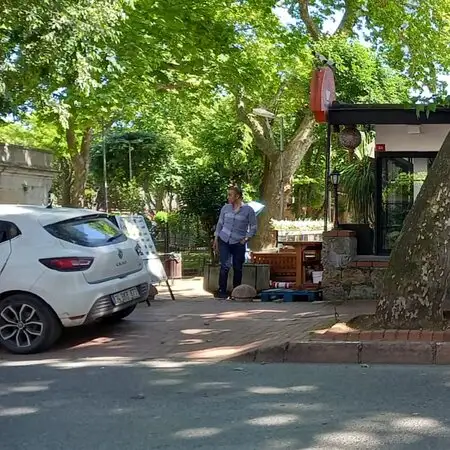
[375,133,450,329]
[252,112,316,250]
[68,127,93,207]
[253,156,284,250]
[59,158,72,206]
[155,190,164,211]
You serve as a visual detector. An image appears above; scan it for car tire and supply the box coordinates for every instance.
[0,294,62,354]
[103,304,137,324]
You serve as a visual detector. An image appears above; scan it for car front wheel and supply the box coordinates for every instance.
[0,294,62,354]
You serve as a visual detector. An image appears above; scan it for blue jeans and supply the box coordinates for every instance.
[218,238,246,295]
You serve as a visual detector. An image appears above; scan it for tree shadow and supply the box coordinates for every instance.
[1,359,450,449]
[0,299,340,362]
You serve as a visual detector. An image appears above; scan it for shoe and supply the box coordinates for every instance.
[215,293,229,300]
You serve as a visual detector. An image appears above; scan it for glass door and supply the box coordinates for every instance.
[375,152,436,254]
[380,157,413,252]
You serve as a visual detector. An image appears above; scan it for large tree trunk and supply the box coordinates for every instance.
[253,156,284,250]
[252,112,316,250]
[70,127,93,207]
[155,190,164,211]
[59,158,72,206]
[62,126,93,207]
[375,133,450,329]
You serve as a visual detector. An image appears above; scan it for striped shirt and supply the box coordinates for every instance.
[214,203,257,244]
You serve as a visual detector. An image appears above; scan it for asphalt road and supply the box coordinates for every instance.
[2,359,450,449]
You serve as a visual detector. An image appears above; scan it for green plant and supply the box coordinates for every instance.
[338,133,375,224]
[177,166,228,237]
[108,179,145,214]
[382,172,427,202]
[154,211,169,224]
[271,219,328,231]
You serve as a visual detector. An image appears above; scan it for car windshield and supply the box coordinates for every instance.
[45,215,127,247]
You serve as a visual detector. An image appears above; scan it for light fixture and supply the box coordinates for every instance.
[330,170,340,186]
[252,108,276,119]
[339,125,362,150]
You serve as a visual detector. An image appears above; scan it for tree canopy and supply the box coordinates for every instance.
[1,0,450,245]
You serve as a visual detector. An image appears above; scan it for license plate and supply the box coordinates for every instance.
[112,287,140,305]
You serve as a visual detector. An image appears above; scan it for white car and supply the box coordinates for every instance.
[0,205,150,354]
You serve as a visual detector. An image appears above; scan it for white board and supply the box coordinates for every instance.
[115,214,167,282]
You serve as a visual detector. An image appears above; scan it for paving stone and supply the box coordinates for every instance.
[433,331,445,342]
[396,330,410,341]
[382,330,398,341]
[408,330,422,341]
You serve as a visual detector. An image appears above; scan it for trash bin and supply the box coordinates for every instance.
[161,252,182,279]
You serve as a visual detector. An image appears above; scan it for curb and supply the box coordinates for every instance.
[230,341,450,365]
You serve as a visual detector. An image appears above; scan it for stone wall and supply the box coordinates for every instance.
[0,143,55,205]
[322,230,388,301]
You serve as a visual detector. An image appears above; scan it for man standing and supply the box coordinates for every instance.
[213,186,257,299]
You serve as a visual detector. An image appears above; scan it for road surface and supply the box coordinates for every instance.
[1,360,450,449]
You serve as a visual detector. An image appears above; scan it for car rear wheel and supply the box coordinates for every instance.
[0,294,62,354]
[103,304,137,324]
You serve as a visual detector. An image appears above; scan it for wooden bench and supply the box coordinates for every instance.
[251,252,296,282]
[251,241,323,289]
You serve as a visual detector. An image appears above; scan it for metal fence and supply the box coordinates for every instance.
[152,220,212,277]
[153,221,210,253]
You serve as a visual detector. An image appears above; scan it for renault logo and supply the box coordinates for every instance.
[117,249,123,259]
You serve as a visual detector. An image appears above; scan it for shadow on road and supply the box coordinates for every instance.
[1,359,450,449]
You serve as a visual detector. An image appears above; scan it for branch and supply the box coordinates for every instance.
[335,0,361,37]
[270,81,287,113]
[235,93,278,158]
[298,0,321,41]
[156,81,191,92]
[65,121,78,154]
[282,110,316,176]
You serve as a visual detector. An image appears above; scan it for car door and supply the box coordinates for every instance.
[0,221,17,278]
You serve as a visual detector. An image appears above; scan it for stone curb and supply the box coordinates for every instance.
[230,341,450,365]
[313,329,450,342]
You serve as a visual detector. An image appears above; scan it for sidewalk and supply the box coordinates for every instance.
[0,278,375,364]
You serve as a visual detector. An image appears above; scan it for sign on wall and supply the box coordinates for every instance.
[115,214,167,283]
[310,66,336,123]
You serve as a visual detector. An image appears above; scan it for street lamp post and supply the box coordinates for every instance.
[128,142,133,181]
[330,169,340,229]
[102,120,109,213]
[252,108,285,219]
[116,138,142,181]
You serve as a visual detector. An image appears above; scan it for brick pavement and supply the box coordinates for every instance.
[0,278,376,363]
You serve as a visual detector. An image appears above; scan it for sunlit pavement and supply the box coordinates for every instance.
[1,361,450,449]
[0,278,376,363]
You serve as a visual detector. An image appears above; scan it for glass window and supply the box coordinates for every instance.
[377,154,435,253]
[0,221,21,244]
[45,216,126,247]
